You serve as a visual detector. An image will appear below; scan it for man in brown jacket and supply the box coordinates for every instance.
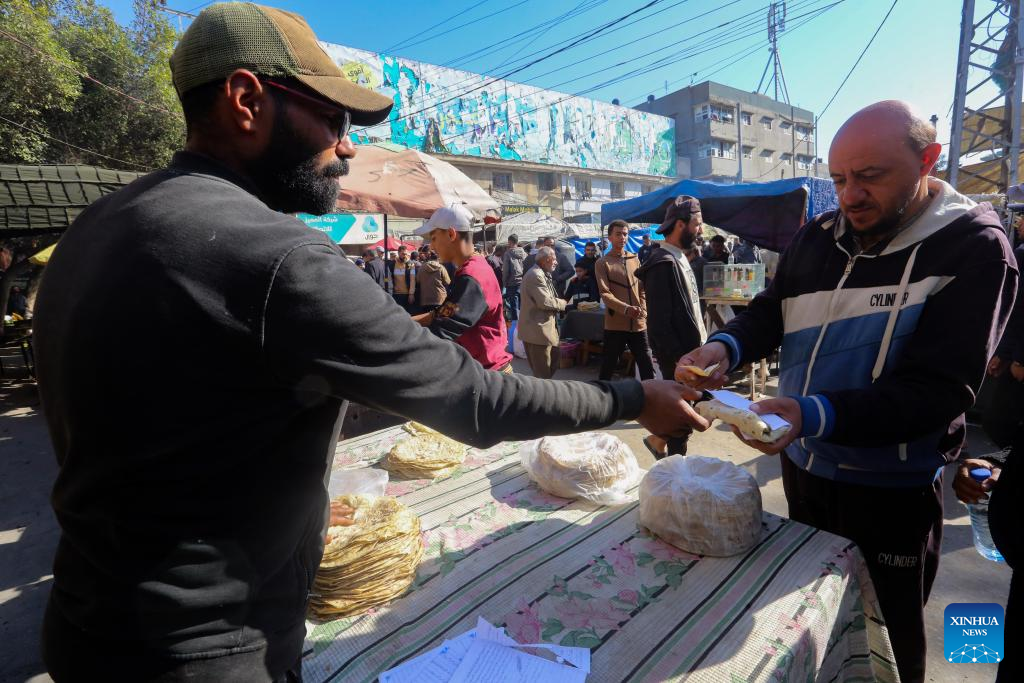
[416,250,451,312]
[519,247,566,378]
[595,219,655,381]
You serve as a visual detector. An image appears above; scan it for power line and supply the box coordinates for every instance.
[816,0,899,121]
[485,0,607,73]
[447,0,689,72]
[385,0,496,53]
[391,0,538,53]
[382,0,668,130]
[430,0,841,151]
[617,0,838,103]
[0,28,182,120]
[0,114,154,171]
[442,0,609,69]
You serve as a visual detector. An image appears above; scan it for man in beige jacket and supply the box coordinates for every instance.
[519,247,566,378]
[595,220,655,380]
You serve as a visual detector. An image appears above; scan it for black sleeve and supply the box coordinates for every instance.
[261,243,646,448]
[428,274,488,342]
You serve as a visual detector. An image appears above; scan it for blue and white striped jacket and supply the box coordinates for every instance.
[712,179,1017,487]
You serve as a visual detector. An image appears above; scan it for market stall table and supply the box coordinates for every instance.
[702,295,769,400]
[302,426,899,683]
[560,309,605,365]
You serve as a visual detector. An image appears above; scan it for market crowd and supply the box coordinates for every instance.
[12,3,1021,683]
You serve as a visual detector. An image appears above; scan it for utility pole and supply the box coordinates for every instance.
[736,101,743,182]
[756,2,791,105]
[948,0,1024,191]
[156,6,195,32]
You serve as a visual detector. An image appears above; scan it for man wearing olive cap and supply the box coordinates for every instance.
[31,4,710,680]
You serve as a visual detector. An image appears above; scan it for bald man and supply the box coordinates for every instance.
[677,100,1018,682]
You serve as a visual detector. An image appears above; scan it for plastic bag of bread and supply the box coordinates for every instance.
[520,432,641,505]
[309,494,423,620]
[638,455,762,556]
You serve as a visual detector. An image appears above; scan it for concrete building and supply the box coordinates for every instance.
[635,81,829,183]
[321,42,676,222]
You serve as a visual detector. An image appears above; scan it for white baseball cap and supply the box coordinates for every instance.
[414,203,475,236]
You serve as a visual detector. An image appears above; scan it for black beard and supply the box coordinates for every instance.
[251,104,347,215]
[846,181,919,239]
[680,231,696,249]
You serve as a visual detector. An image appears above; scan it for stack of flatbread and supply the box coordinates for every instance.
[309,494,423,620]
[382,427,467,480]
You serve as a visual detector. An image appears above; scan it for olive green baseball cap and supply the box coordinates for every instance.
[170,2,393,125]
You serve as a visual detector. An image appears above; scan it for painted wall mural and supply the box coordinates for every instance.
[321,43,676,178]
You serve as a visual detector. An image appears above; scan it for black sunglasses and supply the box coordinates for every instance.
[262,79,352,141]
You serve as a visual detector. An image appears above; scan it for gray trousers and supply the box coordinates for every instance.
[524,342,559,379]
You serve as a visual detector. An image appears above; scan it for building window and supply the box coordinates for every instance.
[698,139,736,159]
[761,116,773,130]
[537,171,556,191]
[609,181,624,199]
[575,178,592,200]
[796,125,814,141]
[780,152,793,165]
[641,184,654,194]
[741,112,752,126]
[780,121,793,135]
[493,172,513,191]
[742,146,753,160]
[761,149,774,163]
[797,154,813,170]
[693,103,734,123]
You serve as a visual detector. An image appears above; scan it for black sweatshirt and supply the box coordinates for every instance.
[32,152,644,677]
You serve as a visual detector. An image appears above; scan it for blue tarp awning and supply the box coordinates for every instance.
[600,177,838,253]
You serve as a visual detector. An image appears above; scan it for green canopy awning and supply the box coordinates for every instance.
[0,164,143,236]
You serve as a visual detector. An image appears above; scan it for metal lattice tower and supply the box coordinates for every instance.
[948,0,1024,191]
[757,1,791,105]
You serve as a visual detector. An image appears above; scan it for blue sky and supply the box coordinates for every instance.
[105,0,965,157]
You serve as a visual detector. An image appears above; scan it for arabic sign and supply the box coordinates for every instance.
[296,213,385,244]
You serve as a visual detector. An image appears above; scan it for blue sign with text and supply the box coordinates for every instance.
[944,603,1003,664]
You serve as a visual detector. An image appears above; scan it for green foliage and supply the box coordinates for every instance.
[0,0,81,162]
[0,0,184,169]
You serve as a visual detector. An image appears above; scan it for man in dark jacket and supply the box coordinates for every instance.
[678,101,1017,683]
[637,233,654,263]
[501,234,526,319]
[363,247,387,290]
[31,5,709,682]
[637,196,707,458]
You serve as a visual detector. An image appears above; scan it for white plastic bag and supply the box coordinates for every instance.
[520,432,641,506]
[328,467,389,499]
[638,455,762,556]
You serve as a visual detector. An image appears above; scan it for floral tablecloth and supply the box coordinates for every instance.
[303,426,900,683]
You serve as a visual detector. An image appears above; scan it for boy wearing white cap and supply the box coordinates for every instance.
[415,205,514,372]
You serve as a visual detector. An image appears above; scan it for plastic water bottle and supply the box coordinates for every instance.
[965,468,1004,562]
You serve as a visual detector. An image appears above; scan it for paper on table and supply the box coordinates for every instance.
[709,389,790,431]
[417,630,480,682]
[378,644,442,683]
[379,630,478,683]
[448,639,588,683]
[475,617,590,672]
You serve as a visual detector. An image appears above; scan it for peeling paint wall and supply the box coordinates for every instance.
[321,43,676,178]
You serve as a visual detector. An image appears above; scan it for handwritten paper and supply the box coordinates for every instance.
[448,640,588,683]
[379,617,589,682]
